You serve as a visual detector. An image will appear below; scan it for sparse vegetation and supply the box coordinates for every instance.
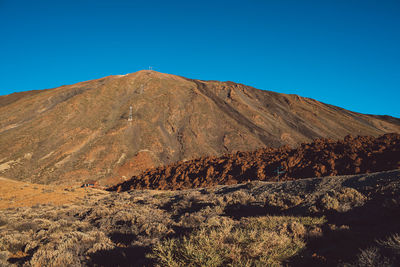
[343,233,400,266]
[262,192,304,210]
[0,170,399,266]
[0,215,7,227]
[319,188,366,212]
[150,216,324,266]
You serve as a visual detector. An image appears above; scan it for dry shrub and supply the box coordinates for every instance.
[30,230,113,267]
[164,191,213,214]
[152,191,176,200]
[178,205,225,228]
[377,233,400,254]
[260,192,303,210]
[13,221,39,232]
[354,247,390,267]
[41,188,54,193]
[150,215,325,266]
[0,215,7,227]
[347,233,400,267]
[222,190,256,206]
[0,251,9,267]
[319,188,366,212]
[94,203,174,241]
[0,232,30,254]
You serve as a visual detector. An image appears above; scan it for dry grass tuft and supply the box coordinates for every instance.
[150,216,325,266]
[347,233,400,266]
[319,188,366,212]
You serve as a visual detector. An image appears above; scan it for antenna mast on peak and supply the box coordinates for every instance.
[128,106,133,122]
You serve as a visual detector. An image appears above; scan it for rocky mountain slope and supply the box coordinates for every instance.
[0,70,399,185]
[109,133,400,191]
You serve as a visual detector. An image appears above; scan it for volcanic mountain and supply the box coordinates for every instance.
[0,70,399,185]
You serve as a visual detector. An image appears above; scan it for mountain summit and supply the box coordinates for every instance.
[0,70,399,185]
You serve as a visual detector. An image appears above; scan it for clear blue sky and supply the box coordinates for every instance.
[1,0,399,117]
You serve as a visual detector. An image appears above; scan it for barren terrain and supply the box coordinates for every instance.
[110,133,400,191]
[0,176,104,209]
[0,71,399,185]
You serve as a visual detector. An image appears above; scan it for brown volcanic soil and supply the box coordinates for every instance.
[0,70,399,185]
[0,176,93,209]
[109,133,400,191]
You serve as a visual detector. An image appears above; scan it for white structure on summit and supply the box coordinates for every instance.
[128,106,133,122]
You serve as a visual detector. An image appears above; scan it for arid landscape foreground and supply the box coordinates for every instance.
[1,167,400,266]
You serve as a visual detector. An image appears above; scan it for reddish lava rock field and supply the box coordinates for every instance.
[109,133,400,191]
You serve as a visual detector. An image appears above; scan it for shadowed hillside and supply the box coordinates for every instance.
[109,133,400,191]
[0,70,399,185]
